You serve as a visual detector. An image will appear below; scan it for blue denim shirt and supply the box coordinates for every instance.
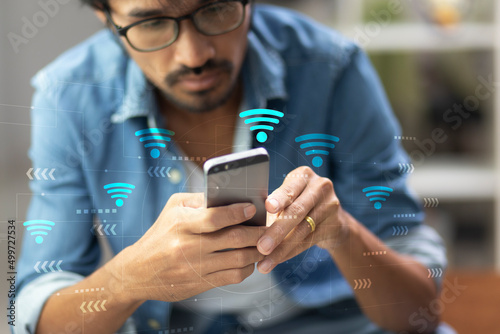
[15,4,431,334]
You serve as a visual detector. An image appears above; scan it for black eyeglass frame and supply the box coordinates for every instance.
[103,0,250,52]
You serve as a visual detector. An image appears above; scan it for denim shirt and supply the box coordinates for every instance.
[15,4,432,334]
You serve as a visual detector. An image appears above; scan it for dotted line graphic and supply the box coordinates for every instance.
[393,214,416,218]
[363,251,387,256]
[76,209,117,215]
[394,136,417,141]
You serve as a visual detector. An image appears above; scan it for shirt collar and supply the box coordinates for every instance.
[111,30,288,124]
[110,59,157,124]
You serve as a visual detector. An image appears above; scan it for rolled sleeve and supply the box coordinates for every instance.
[384,224,448,289]
[14,272,84,334]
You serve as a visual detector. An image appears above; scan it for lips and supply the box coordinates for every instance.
[177,71,222,92]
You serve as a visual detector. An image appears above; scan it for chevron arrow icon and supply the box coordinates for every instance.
[148,166,154,177]
[97,225,103,236]
[49,169,56,180]
[26,168,34,180]
[167,167,172,177]
[104,224,109,235]
[398,163,415,174]
[424,198,440,208]
[110,224,117,235]
[34,168,41,180]
[41,261,48,273]
[41,168,49,180]
[34,261,41,273]
[80,302,87,313]
[56,260,63,271]
[48,260,56,272]
[154,167,160,177]
[160,167,165,177]
[354,280,359,289]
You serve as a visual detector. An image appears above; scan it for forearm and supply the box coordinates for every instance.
[36,247,143,334]
[328,209,438,333]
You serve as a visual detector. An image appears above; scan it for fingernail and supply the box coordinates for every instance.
[268,198,279,213]
[258,236,274,254]
[244,205,256,219]
[259,259,273,273]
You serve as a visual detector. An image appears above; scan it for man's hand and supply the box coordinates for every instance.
[256,166,348,274]
[119,193,266,303]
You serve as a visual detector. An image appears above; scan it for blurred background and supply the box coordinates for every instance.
[1,0,499,333]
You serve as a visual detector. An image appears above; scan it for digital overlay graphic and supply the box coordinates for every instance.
[22,220,55,244]
[135,128,175,159]
[295,133,339,167]
[362,186,393,210]
[103,183,136,207]
[239,109,284,143]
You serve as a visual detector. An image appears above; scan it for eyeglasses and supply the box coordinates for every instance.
[104,0,249,52]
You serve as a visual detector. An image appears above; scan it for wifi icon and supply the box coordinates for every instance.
[23,220,55,244]
[295,134,340,167]
[135,128,175,159]
[363,186,394,210]
[239,109,284,143]
[103,183,136,207]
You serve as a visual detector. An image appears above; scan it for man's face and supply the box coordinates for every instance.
[106,0,251,113]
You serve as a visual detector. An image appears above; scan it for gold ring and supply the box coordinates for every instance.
[305,216,316,233]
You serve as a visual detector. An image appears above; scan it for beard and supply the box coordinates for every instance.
[158,58,238,114]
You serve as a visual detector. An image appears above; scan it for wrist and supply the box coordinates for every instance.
[324,207,355,253]
[108,245,146,307]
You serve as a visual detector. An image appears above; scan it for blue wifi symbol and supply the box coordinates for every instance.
[23,220,55,244]
[363,186,394,210]
[239,109,284,143]
[135,128,175,159]
[295,134,340,168]
[103,183,136,207]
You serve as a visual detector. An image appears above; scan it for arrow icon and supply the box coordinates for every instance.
[424,198,439,208]
[392,226,409,236]
[26,168,33,180]
[26,168,56,181]
[354,278,372,289]
[35,260,63,273]
[398,163,415,174]
[80,300,107,313]
[90,224,118,236]
[148,166,172,178]
[427,268,443,278]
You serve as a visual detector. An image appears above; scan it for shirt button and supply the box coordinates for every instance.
[147,318,161,330]
[169,168,182,184]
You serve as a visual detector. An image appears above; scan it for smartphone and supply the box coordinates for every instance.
[204,148,270,226]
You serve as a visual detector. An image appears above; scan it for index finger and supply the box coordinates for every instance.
[195,203,257,233]
[266,168,311,214]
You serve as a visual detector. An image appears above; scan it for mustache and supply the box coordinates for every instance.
[165,59,234,86]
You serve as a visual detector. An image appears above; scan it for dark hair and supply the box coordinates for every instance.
[80,0,108,10]
[81,0,254,10]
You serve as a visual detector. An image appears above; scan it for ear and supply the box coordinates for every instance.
[94,9,107,25]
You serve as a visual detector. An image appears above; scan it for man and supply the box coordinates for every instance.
[15,0,452,333]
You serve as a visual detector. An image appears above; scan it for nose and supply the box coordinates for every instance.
[173,19,216,69]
